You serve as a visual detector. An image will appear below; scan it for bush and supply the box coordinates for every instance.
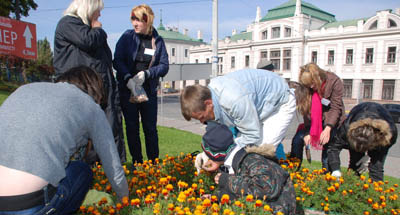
[78,155,400,215]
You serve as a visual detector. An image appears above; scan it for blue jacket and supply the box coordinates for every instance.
[208,69,290,148]
[113,28,169,96]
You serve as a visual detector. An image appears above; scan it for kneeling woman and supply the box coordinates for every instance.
[328,102,398,181]
[0,66,128,214]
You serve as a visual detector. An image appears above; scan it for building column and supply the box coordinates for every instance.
[394,79,400,101]
[353,79,362,102]
[373,79,383,100]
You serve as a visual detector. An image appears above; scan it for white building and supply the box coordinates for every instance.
[156,19,205,90]
[190,0,400,103]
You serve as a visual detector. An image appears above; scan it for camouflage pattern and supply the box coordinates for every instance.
[217,149,297,214]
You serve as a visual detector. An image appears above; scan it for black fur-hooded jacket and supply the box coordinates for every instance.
[217,144,297,215]
[328,102,397,173]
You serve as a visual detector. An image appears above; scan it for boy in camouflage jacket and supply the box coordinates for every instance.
[200,123,296,214]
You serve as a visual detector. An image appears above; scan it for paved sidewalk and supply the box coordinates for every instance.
[157,116,400,179]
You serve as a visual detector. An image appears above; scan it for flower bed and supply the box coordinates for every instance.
[78,153,400,215]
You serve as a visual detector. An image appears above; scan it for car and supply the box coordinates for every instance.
[162,87,178,94]
[382,103,400,123]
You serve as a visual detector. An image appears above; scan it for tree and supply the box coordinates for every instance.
[0,0,38,20]
[37,38,53,66]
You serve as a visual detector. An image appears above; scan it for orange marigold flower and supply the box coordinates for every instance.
[364,211,370,215]
[79,205,86,212]
[130,198,140,206]
[211,195,218,202]
[166,184,173,191]
[246,194,254,202]
[234,200,242,207]
[367,198,373,204]
[324,206,329,212]
[363,184,369,190]
[162,189,169,196]
[394,184,398,187]
[168,203,174,211]
[360,175,366,181]
[192,183,198,190]
[122,196,129,206]
[372,203,380,210]
[108,208,115,214]
[116,203,122,210]
[381,202,387,208]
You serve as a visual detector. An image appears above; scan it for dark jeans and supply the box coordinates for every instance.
[0,161,92,215]
[349,148,389,181]
[290,127,334,171]
[121,92,159,164]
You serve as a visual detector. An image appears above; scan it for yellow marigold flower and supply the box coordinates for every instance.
[324,206,329,212]
[199,188,205,195]
[255,199,263,207]
[130,198,140,206]
[342,190,347,196]
[360,175,366,181]
[178,192,187,203]
[199,179,204,184]
[372,203,380,210]
[264,204,272,212]
[363,184,369,190]
[166,184,174,191]
[211,195,218,202]
[192,183,198,190]
[162,189,169,196]
[296,197,301,201]
[223,209,232,215]
[211,203,220,212]
[246,194,254,202]
[203,198,211,207]
[167,203,174,211]
[221,194,230,204]
[276,212,284,215]
[210,185,215,191]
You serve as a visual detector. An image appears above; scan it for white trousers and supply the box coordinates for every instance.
[261,90,296,146]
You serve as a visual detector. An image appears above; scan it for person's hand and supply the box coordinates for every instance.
[331,170,342,179]
[319,126,331,145]
[202,159,220,172]
[126,78,136,95]
[201,194,211,200]
[303,134,311,146]
[195,152,209,174]
[214,173,221,184]
[356,155,369,173]
[91,20,102,28]
[133,71,146,85]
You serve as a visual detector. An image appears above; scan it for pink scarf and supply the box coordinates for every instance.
[310,91,323,150]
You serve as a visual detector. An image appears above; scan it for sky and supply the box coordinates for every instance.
[19,0,400,53]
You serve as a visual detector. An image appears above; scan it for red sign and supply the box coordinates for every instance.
[0,16,37,60]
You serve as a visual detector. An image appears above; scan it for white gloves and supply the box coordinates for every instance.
[126,78,137,95]
[356,155,370,173]
[195,152,209,174]
[133,71,146,85]
[331,170,342,178]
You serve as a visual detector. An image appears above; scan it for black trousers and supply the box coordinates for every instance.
[120,91,159,164]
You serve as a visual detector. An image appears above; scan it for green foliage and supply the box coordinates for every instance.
[37,38,53,66]
[0,0,38,20]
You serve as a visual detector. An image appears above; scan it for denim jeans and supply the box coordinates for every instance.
[290,127,334,171]
[0,161,93,215]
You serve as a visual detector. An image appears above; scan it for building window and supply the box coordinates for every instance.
[218,57,223,75]
[369,20,377,30]
[343,79,353,98]
[195,59,199,64]
[365,48,374,64]
[311,51,318,64]
[231,56,235,69]
[382,80,395,100]
[206,79,210,86]
[206,58,210,63]
[261,30,268,40]
[270,50,281,70]
[195,80,199,84]
[272,27,280,38]
[283,50,291,70]
[172,48,175,56]
[245,55,250,67]
[185,49,188,57]
[328,50,335,65]
[388,19,397,28]
[261,51,268,59]
[346,49,353,64]
[387,47,396,63]
[362,80,373,99]
[284,27,291,37]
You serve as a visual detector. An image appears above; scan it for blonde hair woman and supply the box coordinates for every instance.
[113,4,169,168]
[290,63,346,171]
[53,0,126,164]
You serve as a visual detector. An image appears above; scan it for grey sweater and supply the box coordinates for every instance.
[0,82,128,199]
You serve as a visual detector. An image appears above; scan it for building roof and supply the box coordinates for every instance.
[320,17,369,29]
[260,0,336,23]
[156,23,204,43]
[229,31,252,42]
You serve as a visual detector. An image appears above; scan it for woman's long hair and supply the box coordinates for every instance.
[56,66,107,109]
[299,63,327,96]
[288,81,312,116]
[64,0,104,26]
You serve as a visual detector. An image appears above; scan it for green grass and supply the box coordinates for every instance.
[0,90,9,105]
[124,123,202,165]
[300,159,400,184]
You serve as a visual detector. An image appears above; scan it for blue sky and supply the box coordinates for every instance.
[21,0,400,53]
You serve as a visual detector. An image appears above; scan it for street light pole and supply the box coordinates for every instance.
[211,0,218,77]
